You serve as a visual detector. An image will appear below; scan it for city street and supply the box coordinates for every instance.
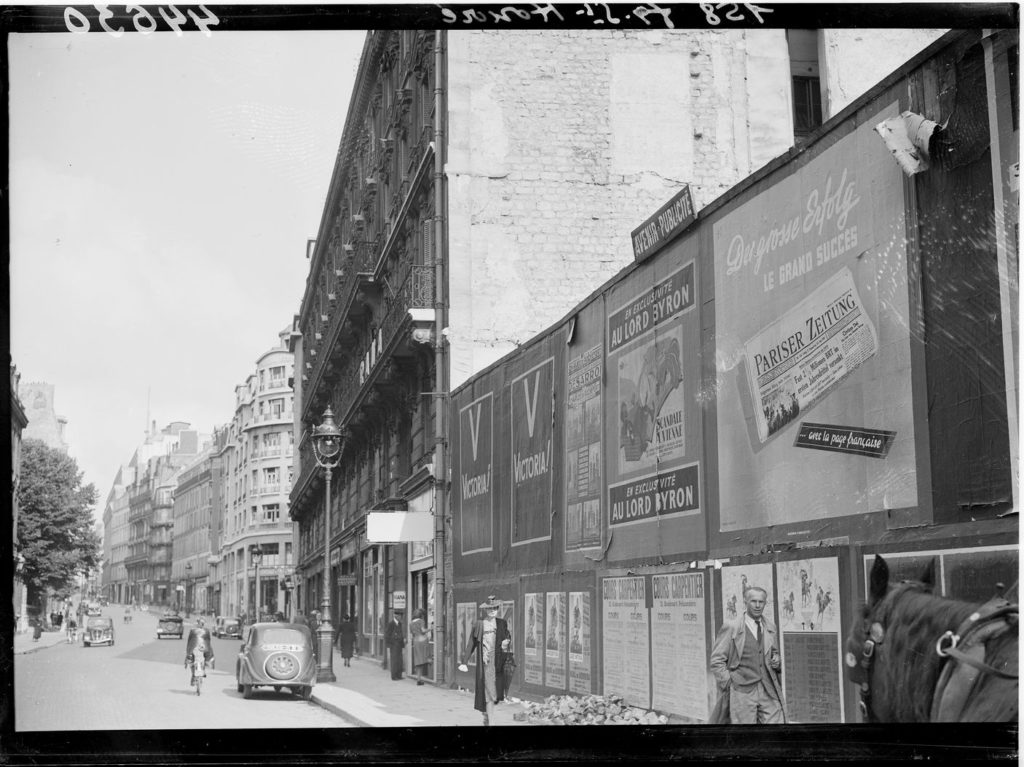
[14,608,352,731]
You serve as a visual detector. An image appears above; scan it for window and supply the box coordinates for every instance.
[787,29,823,141]
[792,76,823,139]
[270,398,285,418]
[263,504,280,523]
[269,365,286,386]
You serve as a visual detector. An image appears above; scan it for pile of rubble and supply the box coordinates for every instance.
[510,693,669,725]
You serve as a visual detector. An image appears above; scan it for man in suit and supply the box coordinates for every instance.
[384,609,406,680]
[709,586,787,724]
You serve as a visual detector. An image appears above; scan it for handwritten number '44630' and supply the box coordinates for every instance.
[63,5,220,37]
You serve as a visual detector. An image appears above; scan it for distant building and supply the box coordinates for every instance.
[123,422,208,607]
[215,327,296,621]
[19,381,68,453]
[100,463,133,604]
[171,448,219,615]
[10,363,29,632]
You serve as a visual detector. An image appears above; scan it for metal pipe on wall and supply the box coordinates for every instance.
[432,29,448,686]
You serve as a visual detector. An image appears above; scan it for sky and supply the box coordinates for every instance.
[9,25,366,521]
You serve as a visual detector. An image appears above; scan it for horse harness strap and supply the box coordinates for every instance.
[929,596,1018,722]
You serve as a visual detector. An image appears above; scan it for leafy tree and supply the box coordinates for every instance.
[16,439,99,606]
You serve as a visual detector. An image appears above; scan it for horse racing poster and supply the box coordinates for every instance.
[777,557,845,723]
[719,563,775,628]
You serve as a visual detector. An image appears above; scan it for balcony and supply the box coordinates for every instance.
[259,483,282,496]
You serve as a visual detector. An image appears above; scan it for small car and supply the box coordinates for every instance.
[214,616,242,639]
[83,616,115,647]
[156,614,184,639]
[86,602,102,617]
[236,622,316,700]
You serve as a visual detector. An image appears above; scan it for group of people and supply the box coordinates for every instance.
[383,608,432,684]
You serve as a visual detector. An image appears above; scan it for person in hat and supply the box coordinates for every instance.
[384,608,406,680]
[458,595,512,726]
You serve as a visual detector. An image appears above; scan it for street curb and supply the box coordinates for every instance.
[309,692,372,728]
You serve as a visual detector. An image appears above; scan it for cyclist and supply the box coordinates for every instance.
[184,617,215,687]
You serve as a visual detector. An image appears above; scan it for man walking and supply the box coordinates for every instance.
[384,609,406,680]
[709,586,787,724]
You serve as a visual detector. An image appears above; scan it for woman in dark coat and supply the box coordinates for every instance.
[458,596,511,726]
[337,614,357,667]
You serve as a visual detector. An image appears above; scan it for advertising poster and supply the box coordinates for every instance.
[456,602,476,667]
[719,563,775,626]
[651,573,708,720]
[713,102,917,531]
[458,393,493,554]
[544,592,567,689]
[566,343,603,550]
[778,557,843,723]
[523,592,543,685]
[601,576,651,709]
[510,358,554,545]
[605,261,701,543]
[568,592,592,694]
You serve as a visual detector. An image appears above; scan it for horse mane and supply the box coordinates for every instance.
[866,581,979,722]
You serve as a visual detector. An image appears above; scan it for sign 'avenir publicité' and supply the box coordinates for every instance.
[631,185,697,263]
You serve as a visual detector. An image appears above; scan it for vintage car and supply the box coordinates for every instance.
[236,622,315,700]
[156,613,184,639]
[83,616,115,647]
[214,616,242,639]
[86,602,102,617]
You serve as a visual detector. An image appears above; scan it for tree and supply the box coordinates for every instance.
[16,439,100,606]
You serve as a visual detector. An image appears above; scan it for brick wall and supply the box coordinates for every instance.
[445,30,793,389]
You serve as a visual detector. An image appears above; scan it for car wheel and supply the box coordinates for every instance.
[242,684,254,699]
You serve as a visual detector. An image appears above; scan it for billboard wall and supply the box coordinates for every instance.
[712,101,919,532]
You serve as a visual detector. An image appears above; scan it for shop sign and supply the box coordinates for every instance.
[337,575,357,587]
[393,591,407,610]
[631,185,696,263]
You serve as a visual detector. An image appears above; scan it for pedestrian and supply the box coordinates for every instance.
[409,608,430,685]
[458,595,512,726]
[31,617,42,642]
[384,609,406,680]
[709,585,787,724]
[274,611,287,622]
[337,614,356,667]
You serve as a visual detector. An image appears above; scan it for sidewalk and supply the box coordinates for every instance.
[311,648,533,727]
[13,628,69,655]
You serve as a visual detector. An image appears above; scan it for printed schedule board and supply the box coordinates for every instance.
[601,576,650,709]
[651,572,708,720]
[712,101,918,532]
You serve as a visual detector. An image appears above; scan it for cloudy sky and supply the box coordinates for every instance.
[10,25,366,519]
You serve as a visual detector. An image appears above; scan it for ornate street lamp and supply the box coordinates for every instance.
[184,562,193,618]
[311,406,344,683]
[251,547,263,623]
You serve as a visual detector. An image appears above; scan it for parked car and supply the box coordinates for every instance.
[156,613,184,639]
[236,622,315,700]
[214,616,242,639]
[86,602,102,617]
[83,616,115,647]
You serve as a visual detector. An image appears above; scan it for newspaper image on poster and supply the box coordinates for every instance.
[602,577,651,709]
[568,592,592,694]
[523,592,543,685]
[545,592,566,689]
[777,557,840,633]
[651,573,708,720]
[720,563,775,625]
[456,602,476,667]
[744,267,878,443]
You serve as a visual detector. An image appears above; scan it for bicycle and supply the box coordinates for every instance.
[188,649,212,695]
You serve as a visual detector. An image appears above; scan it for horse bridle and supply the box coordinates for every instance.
[849,583,1019,722]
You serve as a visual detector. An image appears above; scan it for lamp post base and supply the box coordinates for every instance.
[316,621,336,683]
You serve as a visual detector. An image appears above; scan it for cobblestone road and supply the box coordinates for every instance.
[14,610,352,731]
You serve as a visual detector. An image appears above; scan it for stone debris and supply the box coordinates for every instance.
[509,694,670,725]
